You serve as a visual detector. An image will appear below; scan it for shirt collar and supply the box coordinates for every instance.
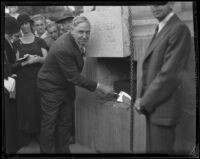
[158,12,174,33]
[74,39,86,54]
[35,30,48,39]
[69,32,86,55]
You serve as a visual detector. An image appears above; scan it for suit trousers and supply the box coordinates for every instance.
[4,93,20,153]
[39,88,74,153]
[146,118,176,154]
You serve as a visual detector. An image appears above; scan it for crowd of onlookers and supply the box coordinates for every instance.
[4,7,76,153]
[4,6,115,154]
[9,9,75,50]
[5,2,193,155]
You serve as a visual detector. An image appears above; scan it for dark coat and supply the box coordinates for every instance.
[3,37,19,153]
[139,14,192,126]
[4,38,16,79]
[37,32,97,102]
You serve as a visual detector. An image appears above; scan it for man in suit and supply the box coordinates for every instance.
[134,2,192,154]
[37,16,115,153]
[4,15,20,153]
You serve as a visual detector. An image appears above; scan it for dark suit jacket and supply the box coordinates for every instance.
[37,32,97,102]
[4,38,16,78]
[4,38,12,95]
[43,36,55,50]
[3,37,19,153]
[139,14,192,126]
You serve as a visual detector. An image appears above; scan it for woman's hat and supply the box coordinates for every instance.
[5,16,20,35]
[17,13,33,27]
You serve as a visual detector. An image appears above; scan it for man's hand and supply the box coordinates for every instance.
[96,83,115,96]
[134,98,143,114]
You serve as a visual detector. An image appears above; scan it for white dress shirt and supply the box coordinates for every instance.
[35,30,48,39]
[158,12,175,33]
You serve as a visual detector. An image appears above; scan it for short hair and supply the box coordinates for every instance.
[31,14,46,23]
[71,16,91,28]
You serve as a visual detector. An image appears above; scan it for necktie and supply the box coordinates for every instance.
[80,46,86,57]
[154,25,159,37]
[149,25,159,46]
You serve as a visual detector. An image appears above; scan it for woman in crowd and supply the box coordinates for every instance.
[13,13,48,147]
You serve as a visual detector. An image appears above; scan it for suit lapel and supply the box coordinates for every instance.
[5,37,15,63]
[68,33,84,71]
[144,15,178,61]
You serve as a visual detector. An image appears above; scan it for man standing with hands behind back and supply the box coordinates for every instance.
[134,2,192,154]
[37,16,115,153]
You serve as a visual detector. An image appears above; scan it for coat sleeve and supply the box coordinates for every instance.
[140,24,191,113]
[55,50,97,92]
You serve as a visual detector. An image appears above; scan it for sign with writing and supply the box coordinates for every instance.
[82,7,130,57]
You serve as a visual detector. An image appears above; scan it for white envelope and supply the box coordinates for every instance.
[116,91,131,104]
[4,77,16,92]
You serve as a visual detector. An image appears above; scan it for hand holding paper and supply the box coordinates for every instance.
[20,54,40,66]
[116,91,131,105]
[17,54,30,66]
[96,83,115,96]
[112,91,131,109]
